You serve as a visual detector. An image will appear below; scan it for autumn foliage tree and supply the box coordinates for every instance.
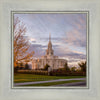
[14,17,34,67]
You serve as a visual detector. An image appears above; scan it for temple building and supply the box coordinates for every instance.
[32,34,67,70]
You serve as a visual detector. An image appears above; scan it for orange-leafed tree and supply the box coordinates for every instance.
[14,17,34,67]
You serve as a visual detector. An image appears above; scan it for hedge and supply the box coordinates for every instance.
[17,70,48,75]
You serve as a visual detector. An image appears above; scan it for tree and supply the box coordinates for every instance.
[14,17,34,67]
[18,62,24,70]
[44,64,50,71]
[71,66,76,72]
[24,63,30,70]
[75,67,81,72]
[64,63,70,71]
[78,61,86,72]
[18,62,23,67]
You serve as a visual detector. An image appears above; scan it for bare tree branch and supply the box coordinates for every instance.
[14,17,34,67]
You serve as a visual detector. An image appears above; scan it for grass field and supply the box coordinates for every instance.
[14,73,85,83]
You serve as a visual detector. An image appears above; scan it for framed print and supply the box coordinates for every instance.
[0,0,100,100]
[12,11,88,89]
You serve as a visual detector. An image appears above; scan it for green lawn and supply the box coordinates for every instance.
[16,80,84,86]
[14,73,85,83]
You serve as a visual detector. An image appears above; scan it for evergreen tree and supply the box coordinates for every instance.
[44,64,50,71]
[78,61,86,72]
[25,63,30,70]
[64,63,70,71]
[71,66,76,72]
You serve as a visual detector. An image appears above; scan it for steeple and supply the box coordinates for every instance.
[46,33,54,56]
[49,33,51,42]
[48,33,52,49]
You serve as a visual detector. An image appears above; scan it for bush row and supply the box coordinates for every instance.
[50,71,86,76]
[17,70,48,75]
[14,68,86,76]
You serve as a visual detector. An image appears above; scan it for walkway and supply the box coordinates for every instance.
[52,81,86,86]
[14,78,86,86]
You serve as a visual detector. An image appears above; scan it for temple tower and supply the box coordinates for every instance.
[46,33,54,56]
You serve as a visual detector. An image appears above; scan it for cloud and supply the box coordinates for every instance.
[56,49,86,60]
[53,46,86,67]
[40,37,63,41]
[28,43,60,57]
[28,44,46,57]
[62,14,86,48]
[30,38,36,42]
[63,28,86,48]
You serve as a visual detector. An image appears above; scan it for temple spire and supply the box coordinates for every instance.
[46,33,54,56]
[49,33,51,42]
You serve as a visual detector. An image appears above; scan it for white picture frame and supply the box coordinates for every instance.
[0,0,100,100]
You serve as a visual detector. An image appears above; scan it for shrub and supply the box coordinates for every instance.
[64,63,70,71]
[17,70,48,75]
[44,64,50,71]
[50,69,86,76]
[24,63,30,70]
[14,66,19,73]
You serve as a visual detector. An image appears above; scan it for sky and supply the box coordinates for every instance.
[14,13,87,67]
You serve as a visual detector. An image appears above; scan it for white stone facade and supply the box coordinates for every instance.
[32,34,67,70]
